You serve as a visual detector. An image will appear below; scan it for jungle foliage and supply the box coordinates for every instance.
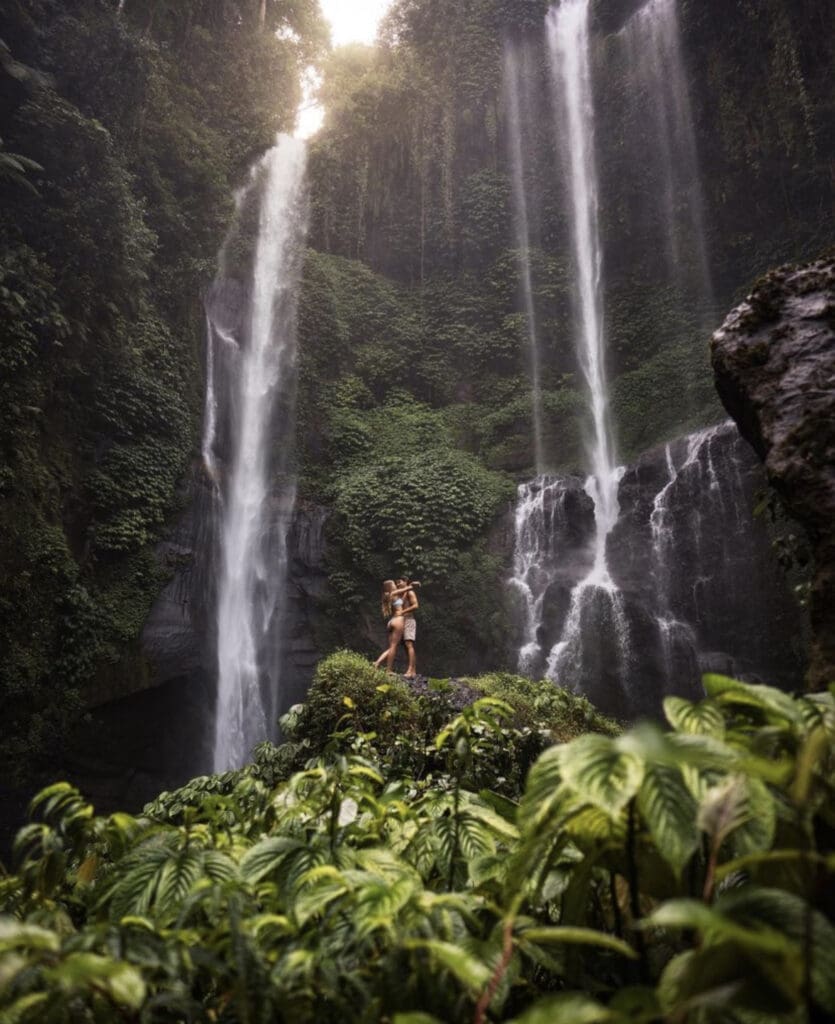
[1,660,834,1023]
[0,0,326,777]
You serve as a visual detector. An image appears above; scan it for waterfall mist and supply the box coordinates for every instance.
[203,135,309,773]
[620,0,713,313]
[503,45,546,473]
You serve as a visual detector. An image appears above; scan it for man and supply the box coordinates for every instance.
[396,576,419,679]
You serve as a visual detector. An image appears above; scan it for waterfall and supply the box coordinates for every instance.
[503,45,545,472]
[620,0,713,309]
[205,135,308,773]
[508,477,594,675]
[538,0,630,687]
[648,426,727,683]
[547,0,618,575]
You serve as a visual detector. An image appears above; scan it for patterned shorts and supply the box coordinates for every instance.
[403,617,417,642]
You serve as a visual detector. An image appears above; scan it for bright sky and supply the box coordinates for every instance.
[321,0,391,46]
[296,0,392,138]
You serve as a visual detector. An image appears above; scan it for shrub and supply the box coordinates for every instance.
[334,448,512,582]
[294,650,421,751]
[469,672,620,741]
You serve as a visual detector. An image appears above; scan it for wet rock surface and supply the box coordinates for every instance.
[509,422,806,721]
[712,258,835,687]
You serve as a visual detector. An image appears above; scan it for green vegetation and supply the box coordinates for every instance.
[2,656,833,1022]
[283,652,618,786]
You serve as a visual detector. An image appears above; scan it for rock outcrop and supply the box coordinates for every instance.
[712,257,835,688]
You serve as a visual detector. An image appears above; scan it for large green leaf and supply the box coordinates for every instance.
[728,777,776,857]
[404,939,490,993]
[507,992,614,1023]
[293,866,349,927]
[664,696,725,738]
[240,836,306,884]
[637,765,699,878]
[155,850,204,910]
[518,745,564,833]
[0,992,49,1024]
[519,925,637,959]
[703,675,804,728]
[657,944,800,1017]
[0,920,59,953]
[463,793,520,842]
[647,896,797,957]
[715,887,835,1012]
[697,775,776,856]
[559,735,645,819]
[45,953,146,1009]
[561,798,627,846]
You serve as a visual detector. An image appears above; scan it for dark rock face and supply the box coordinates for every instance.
[63,499,328,814]
[136,474,218,706]
[610,424,805,701]
[282,504,329,710]
[508,422,806,721]
[711,258,835,687]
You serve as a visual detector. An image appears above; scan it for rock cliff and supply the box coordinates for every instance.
[711,257,835,688]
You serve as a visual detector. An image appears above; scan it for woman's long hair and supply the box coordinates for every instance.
[381,579,396,619]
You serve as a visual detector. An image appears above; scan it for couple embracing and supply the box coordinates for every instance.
[374,577,420,678]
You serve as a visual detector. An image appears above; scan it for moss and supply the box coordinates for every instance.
[296,654,619,752]
[279,653,618,796]
[466,672,620,740]
[293,651,421,752]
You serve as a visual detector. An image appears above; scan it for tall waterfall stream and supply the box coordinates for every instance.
[203,135,308,772]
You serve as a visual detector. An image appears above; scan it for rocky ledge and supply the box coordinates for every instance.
[712,256,835,688]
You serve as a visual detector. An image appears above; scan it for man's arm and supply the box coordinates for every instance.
[401,589,419,616]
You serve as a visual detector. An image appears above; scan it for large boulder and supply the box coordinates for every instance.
[711,257,835,688]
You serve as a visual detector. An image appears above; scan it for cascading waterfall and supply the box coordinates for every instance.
[542,0,630,685]
[205,134,308,773]
[508,478,591,675]
[648,427,725,681]
[503,45,545,472]
[547,0,618,575]
[620,0,713,310]
[202,313,220,486]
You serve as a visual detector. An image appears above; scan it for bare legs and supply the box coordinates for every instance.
[374,619,404,671]
[403,640,416,679]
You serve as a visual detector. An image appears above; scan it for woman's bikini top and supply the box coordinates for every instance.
[392,597,404,610]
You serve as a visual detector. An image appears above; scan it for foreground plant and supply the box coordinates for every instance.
[1,674,833,1023]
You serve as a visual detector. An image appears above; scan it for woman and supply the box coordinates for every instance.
[373,580,405,671]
